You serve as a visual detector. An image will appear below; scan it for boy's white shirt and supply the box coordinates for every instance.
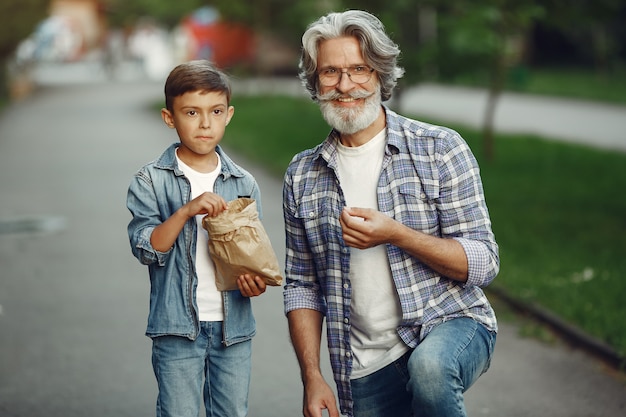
[176,150,224,322]
[336,128,409,379]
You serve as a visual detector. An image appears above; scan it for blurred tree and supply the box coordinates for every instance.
[441,1,544,162]
[535,0,624,74]
[0,0,48,97]
[0,0,48,59]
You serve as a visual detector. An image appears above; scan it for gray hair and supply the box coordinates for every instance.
[299,10,405,102]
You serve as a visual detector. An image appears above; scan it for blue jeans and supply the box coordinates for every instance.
[351,318,496,417]
[151,321,252,417]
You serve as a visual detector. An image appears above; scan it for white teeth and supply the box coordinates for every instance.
[338,97,356,102]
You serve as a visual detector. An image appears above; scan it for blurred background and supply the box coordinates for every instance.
[1,0,626,101]
[1,1,625,416]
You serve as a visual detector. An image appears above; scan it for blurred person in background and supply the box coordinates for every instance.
[282,10,499,417]
[127,19,173,80]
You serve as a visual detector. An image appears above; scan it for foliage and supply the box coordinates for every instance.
[0,0,48,59]
[0,0,48,98]
[106,0,337,49]
[105,0,205,28]
[213,0,337,48]
[536,0,625,72]
[101,0,625,82]
[337,0,625,81]
[437,2,544,78]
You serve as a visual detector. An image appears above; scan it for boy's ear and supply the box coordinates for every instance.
[226,105,235,125]
[161,108,175,128]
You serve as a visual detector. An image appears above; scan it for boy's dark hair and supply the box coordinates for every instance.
[164,60,232,111]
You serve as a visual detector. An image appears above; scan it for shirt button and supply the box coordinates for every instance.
[343,283,349,289]
[343,318,349,324]
[420,193,426,199]
[308,212,315,218]
[345,352,351,358]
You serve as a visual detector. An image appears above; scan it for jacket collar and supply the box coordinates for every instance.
[154,143,246,179]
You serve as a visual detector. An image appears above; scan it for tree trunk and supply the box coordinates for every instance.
[482,31,508,162]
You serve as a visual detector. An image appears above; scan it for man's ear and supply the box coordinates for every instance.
[161,108,175,128]
[226,105,235,125]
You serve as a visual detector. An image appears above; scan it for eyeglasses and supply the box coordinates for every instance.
[317,65,375,86]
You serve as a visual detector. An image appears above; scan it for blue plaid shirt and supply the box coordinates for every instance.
[283,107,499,416]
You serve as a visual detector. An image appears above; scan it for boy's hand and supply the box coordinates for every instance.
[151,193,226,252]
[185,192,228,218]
[237,274,267,297]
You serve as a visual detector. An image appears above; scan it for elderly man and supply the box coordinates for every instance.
[282,10,499,417]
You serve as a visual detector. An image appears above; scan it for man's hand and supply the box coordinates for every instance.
[339,206,397,249]
[302,375,340,417]
[237,274,267,297]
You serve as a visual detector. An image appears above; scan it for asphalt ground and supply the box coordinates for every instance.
[0,63,624,416]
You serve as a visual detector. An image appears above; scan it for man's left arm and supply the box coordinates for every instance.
[340,135,498,286]
[341,207,469,281]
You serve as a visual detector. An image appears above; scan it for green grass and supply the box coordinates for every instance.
[226,95,330,176]
[451,66,626,105]
[225,95,626,358]
[521,67,626,105]
[457,126,626,358]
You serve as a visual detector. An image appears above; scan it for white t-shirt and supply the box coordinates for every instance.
[336,129,409,379]
[176,151,224,322]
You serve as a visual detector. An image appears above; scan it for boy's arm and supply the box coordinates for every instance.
[151,192,228,252]
[150,208,191,252]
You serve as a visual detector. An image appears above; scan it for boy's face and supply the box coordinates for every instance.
[161,90,234,163]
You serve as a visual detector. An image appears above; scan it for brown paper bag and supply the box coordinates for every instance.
[202,198,283,291]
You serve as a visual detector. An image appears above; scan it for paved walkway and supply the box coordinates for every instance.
[398,83,626,153]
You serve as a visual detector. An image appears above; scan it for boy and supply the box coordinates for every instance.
[127,60,266,417]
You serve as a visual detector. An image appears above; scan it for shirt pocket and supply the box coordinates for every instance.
[396,181,439,235]
[295,195,342,252]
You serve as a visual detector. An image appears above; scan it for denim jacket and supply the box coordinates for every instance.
[127,143,262,345]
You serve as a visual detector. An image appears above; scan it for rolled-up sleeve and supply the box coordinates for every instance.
[437,134,499,287]
[127,171,172,266]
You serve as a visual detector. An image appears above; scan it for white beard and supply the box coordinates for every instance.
[318,86,382,135]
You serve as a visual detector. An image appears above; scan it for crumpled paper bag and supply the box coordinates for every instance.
[202,197,283,291]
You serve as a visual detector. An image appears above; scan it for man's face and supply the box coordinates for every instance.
[316,36,381,135]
